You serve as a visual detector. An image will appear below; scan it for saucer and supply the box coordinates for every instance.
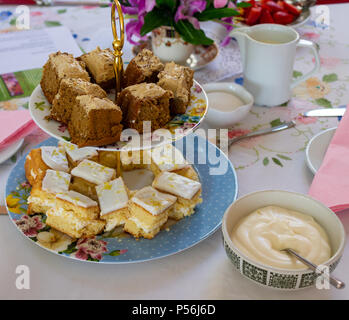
[306,127,336,174]
[0,139,24,164]
[132,37,219,71]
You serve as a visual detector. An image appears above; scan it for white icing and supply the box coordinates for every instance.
[96,177,129,216]
[71,159,115,185]
[148,144,188,172]
[41,170,71,194]
[41,146,69,172]
[152,171,201,200]
[56,190,98,208]
[59,141,98,163]
[131,186,176,215]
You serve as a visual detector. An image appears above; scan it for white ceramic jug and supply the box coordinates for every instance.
[230,24,320,106]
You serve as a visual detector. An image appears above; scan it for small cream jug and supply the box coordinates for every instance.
[230,24,320,106]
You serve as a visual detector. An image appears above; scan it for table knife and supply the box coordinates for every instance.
[303,108,346,117]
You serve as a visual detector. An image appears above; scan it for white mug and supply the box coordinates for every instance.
[230,24,320,106]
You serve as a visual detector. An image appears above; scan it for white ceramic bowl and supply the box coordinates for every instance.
[222,190,346,290]
[306,127,336,174]
[202,82,254,128]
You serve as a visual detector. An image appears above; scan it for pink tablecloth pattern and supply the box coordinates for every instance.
[0,4,348,210]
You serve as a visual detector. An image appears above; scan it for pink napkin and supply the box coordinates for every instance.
[309,109,349,212]
[0,110,37,151]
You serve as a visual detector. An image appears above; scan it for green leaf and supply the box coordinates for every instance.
[314,98,332,108]
[140,9,171,36]
[272,157,283,167]
[277,154,292,160]
[9,18,16,26]
[293,70,303,78]
[237,1,252,8]
[62,136,71,141]
[57,9,67,14]
[322,73,338,83]
[196,8,240,21]
[107,250,121,256]
[270,118,283,128]
[44,21,62,27]
[174,20,213,45]
[263,157,269,166]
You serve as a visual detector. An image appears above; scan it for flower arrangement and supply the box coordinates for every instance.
[120,0,250,45]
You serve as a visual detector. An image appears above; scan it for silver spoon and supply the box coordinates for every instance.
[283,248,345,289]
[228,120,296,146]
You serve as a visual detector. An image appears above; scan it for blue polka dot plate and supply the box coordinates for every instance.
[5,135,237,263]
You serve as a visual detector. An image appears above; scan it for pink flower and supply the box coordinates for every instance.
[30,11,43,17]
[15,215,44,237]
[303,32,320,40]
[175,0,207,30]
[295,115,317,125]
[228,128,250,140]
[214,0,228,8]
[123,0,156,45]
[75,237,108,261]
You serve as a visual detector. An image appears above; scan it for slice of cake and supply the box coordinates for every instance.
[68,95,123,147]
[157,62,194,114]
[51,78,107,124]
[96,177,130,231]
[40,51,90,104]
[120,149,149,171]
[147,144,199,181]
[124,186,177,239]
[45,207,105,239]
[79,47,115,91]
[25,147,69,187]
[59,141,99,168]
[70,159,116,200]
[152,171,202,220]
[117,83,173,133]
[123,49,164,87]
[27,169,71,214]
[45,190,104,238]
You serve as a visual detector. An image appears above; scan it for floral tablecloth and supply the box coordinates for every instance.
[0,3,349,300]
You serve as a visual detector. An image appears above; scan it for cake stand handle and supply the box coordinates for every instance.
[111,0,125,95]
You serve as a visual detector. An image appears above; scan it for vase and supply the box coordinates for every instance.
[151,26,194,64]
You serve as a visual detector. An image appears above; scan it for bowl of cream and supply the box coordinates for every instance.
[222,190,346,290]
[202,82,254,128]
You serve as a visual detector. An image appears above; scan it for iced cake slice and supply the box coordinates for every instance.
[68,95,123,147]
[40,51,90,104]
[96,177,130,231]
[152,171,202,220]
[157,61,194,114]
[59,141,99,168]
[79,47,115,91]
[45,190,104,238]
[124,186,177,239]
[70,159,116,200]
[25,147,69,187]
[123,49,164,87]
[147,144,199,181]
[51,78,107,124]
[117,83,173,133]
[27,169,71,214]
